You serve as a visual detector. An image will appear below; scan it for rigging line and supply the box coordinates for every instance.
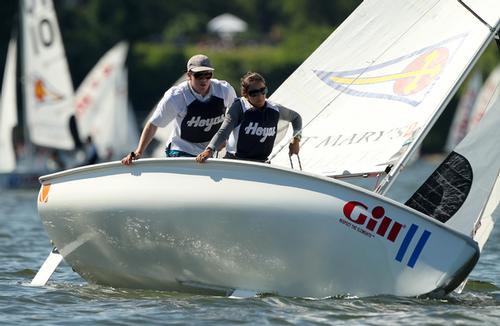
[270,0,443,161]
[456,0,494,32]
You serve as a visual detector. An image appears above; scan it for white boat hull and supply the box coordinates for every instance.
[37,158,478,297]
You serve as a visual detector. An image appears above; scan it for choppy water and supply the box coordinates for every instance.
[1,159,499,325]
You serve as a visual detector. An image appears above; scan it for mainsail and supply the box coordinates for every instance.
[0,39,18,173]
[21,0,76,150]
[269,0,500,191]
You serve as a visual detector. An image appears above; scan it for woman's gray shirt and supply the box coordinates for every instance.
[207,98,302,154]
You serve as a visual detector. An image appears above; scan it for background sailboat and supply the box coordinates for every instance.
[445,71,483,152]
[75,42,138,161]
[467,64,500,132]
[0,0,79,188]
[2,1,140,188]
[0,39,17,173]
[21,0,76,150]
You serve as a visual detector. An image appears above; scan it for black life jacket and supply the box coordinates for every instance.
[235,101,279,161]
[180,96,225,143]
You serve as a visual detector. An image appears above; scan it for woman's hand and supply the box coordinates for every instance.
[121,151,141,165]
[196,148,213,163]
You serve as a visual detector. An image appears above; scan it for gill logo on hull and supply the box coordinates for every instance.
[315,34,466,106]
[341,200,431,268]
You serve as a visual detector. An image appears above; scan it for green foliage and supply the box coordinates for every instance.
[129,43,185,112]
[162,13,208,45]
[189,45,308,95]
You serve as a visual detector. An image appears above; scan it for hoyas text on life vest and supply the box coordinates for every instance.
[244,122,276,142]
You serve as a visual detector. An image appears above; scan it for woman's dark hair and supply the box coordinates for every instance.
[240,72,266,97]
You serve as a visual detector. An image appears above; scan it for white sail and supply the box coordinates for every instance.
[445,71,482,152]
[21,0,75,150]
[75,42,129,160]
[473,171,500,251]
[125,103,140,157]
[112,68,139,159]
[270,0,500,186]
[0,39,18,173]
[467,64,500,132]
[447,92,500,237]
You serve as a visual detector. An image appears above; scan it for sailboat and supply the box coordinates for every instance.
[0,39,17,175]
[0,0,79,188]
[21,0,76,150]
[74,42,139,161]
[33,0,499,298]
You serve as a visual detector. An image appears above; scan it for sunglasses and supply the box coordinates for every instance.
[192,71,213,80]
[248,87,268,97]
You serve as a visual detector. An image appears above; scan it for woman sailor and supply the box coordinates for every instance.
[196,72,302,163]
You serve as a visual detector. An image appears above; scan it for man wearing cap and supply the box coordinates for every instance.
[122,54,236,165]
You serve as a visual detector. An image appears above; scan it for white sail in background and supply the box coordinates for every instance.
[270,0,500,187]
[21,0,75,150]
[125,103,140,157]
[0,39,18,172]
[112,68,139,159]
[75,42,129,160]
[445,71,482,152]
[467,64,500,133]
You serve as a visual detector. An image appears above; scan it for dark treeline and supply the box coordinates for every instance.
[0,0,361,118]
[0,0,498,152]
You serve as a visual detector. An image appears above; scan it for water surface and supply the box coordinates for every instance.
[1,159,498,325]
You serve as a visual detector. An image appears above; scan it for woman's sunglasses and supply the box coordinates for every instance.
[248,87,268,97]
[192,71,213,80]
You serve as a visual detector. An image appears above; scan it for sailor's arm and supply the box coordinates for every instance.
[121,121,158,165]
[278,105,302,155]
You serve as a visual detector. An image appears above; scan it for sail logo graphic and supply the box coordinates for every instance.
[315,34,466,106]
[33,77,65,105]
[340,200,431,268]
